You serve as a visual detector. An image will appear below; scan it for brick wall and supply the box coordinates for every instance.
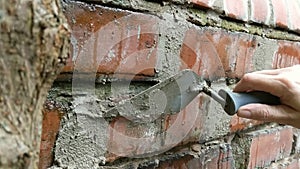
[40,0,300,168]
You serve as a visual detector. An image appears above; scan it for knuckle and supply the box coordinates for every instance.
[276,75,295,97]
[241,73,254,83]
[258,107,273,121]
[262,110,271,121]
[276,75,292,86]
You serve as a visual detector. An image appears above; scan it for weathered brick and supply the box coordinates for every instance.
[39,107,64,169]
[157,144,234,169]
[190,0,215,8]
[62,1,159,77]
[107,116,163,159]
[232,126,293,169]
[223,0,249,21]
[230,115,264,132]
[107,95,207,160]
[250,0,271,25]
[181,28,256,79]
[286,0,300,33]
[273,41,300,68]
[163,94,207,144]
[270,0,288,28]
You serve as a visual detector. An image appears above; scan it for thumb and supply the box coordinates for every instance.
[237,104,291,123]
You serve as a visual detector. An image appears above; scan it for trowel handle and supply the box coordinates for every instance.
[218,89,281,116]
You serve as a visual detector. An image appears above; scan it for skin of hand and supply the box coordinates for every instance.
[233,65,300,128]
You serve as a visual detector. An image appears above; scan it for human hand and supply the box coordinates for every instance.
[233,65,300,128]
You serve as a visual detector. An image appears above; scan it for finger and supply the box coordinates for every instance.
[233,73,285,97]
[252,69,281,75]
[237,104,296,126]
[252,66,295,75]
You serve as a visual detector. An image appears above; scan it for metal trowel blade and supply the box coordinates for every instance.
[105,70,201,122]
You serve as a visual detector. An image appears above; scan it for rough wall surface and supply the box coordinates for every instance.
[0,0,69,168]
[40,0,300,168]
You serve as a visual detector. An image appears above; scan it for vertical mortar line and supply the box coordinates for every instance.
[265,0,271,26]
[295,0,300,32]
[223,0,227,16]
[291,131,297,155]
[247,0,251,23]
[209,0,215,8]
[268,0,275,27]
[249,0,254,23]
[285,0,291,30]
[217,145,222,168]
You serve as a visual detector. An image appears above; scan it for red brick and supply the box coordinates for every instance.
[156,154,194,169]
[223,0,248,21]
[191,0,214,8]
[230,115,264,132]
[287,0,300,32]
[163,94,207,144]
[250,0,271,24]
[107,116,161,159]
[248,128,293,168]
[273,41,300,69]
[271,0,288,28]
[157,144,234,169]
[39,108,64,169]
[107,95,206,160]
[62,1,159,77]
[180,28,256,79]
[233,127,293,168]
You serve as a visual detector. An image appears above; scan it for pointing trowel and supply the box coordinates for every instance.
[105,69,280,120]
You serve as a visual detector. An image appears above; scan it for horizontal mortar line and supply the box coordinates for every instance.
[66,0,300,42]
[66,0,161,16]
[187,17,300,42]
[56,72,159,83]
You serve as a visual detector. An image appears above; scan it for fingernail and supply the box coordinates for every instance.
[237,110,252,118]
